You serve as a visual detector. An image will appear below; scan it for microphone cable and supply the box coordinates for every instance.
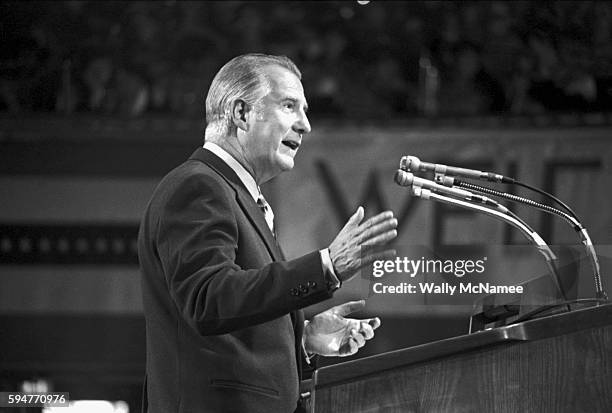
[453,179,582,231]
[498,177,579,220]
[454,179,607,301]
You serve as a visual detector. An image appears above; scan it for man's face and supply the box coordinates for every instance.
[238,65,311,184]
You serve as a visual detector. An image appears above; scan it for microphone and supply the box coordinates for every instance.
[394,170,567,307]
[400,155,506,183]
[394,169,506,211]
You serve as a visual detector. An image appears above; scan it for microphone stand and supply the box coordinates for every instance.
[410,186,568,303]
[449,179,607,301]
[400,155,607,301]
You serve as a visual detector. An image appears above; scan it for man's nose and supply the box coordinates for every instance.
[293,109,311,135]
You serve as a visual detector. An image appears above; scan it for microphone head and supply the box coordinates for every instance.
[394,169,414,186]
[400,155,421,171]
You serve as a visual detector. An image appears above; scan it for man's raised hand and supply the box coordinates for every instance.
[329,206,397,282]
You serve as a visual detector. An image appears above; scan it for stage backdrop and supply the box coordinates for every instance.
[272,125,612,316]
[0,121,611,318]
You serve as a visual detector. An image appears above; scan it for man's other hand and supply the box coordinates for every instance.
[303,300,381,357]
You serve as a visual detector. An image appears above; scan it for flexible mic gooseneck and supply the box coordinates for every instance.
[394,169,573,308]
[452,179,606,301]
[399,155,607,302]
[400,155,579,220]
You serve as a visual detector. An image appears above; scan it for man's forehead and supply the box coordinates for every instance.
[263,65,306,102]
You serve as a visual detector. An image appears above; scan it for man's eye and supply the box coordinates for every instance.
[283,102,295,110]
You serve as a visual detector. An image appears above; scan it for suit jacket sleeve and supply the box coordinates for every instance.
[153,170,333,336]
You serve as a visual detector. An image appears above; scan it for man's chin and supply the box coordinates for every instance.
[281,160,294,171]
[278,154,295,171]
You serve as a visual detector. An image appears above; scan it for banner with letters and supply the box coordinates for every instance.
[271,126,612,316]
[1,124,611,316]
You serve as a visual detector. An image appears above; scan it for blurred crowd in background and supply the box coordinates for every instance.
[2,0,612,119]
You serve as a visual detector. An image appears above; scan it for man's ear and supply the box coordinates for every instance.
[231,99,250,132]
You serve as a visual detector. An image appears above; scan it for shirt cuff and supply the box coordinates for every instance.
[319,248,341,291]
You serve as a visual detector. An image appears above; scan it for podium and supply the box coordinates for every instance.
[309,304,612,412]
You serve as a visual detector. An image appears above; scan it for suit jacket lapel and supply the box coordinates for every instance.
[191,148,303,376]
[189,147,283,262]
[234,190,283,262]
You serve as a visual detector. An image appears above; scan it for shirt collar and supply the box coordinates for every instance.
[203,141,260,202]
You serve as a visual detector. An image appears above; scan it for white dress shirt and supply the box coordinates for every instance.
[203,141,340,286]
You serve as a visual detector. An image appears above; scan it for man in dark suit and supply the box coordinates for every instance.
[138,54,397,412]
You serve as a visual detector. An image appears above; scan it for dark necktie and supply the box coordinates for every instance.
[256,194,275,237]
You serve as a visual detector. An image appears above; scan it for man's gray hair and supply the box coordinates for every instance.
[204,53,301,140]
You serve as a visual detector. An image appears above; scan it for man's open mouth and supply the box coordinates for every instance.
[282,140,300,150]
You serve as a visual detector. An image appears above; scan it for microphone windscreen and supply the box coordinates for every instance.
[394,170,413,186]
[400,156,421,172]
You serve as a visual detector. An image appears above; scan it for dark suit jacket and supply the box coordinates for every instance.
[138,148,333,412]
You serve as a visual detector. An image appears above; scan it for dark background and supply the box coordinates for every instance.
[3,0,612,119]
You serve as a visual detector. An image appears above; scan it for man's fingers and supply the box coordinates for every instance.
[367,317,381,330]
[344,338,359,356]
[332,300,366,317]
[359,218,398,243]
[351,329,366,347]
[345,206,364,228]
[356,211,395,234]
[359,322,375,339]
[363,229,397,246]
[338,336,358,356]
[337,206,364,236]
